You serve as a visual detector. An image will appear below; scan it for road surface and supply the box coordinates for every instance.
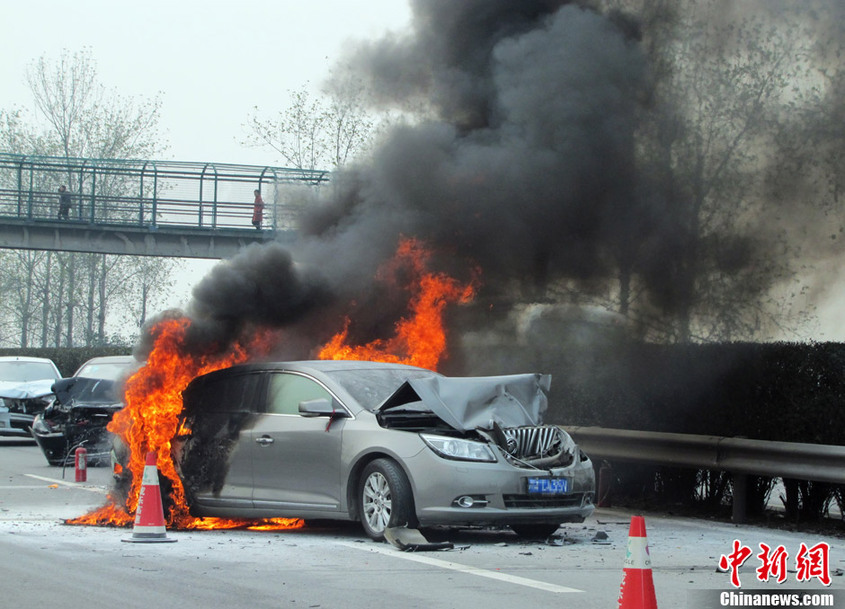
[1,438,842,608]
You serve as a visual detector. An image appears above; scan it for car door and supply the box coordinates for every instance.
[181,371,263,510]
[250,371,345,512]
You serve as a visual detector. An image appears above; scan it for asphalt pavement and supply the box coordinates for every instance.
[1,438,842,609]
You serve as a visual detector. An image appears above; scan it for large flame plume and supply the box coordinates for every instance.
[68,318,301,530]
[318,237,478,368]
[69,238,473,529]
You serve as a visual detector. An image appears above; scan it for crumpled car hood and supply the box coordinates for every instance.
[0,379,56,400]
[52,377,120,408]
[378,373,551,432]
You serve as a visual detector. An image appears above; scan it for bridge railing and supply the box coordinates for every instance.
[0,153,329,231]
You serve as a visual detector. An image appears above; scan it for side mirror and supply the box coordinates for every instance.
[299,398,344,418]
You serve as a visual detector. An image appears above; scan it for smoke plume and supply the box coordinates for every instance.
[153,0,843,365]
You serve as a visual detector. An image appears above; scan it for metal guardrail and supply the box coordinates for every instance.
[565,426,845,521]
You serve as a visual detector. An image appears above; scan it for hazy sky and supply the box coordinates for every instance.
[0,0,411,166]
[0,1,413,320]
[2,1,843,340]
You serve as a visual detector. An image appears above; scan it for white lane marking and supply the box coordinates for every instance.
[23,474,108,493]
[339,541,583,593]
[4,485,66,489]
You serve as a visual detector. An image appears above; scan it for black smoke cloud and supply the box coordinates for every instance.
[302,1,648,300]
[158,0,654,361]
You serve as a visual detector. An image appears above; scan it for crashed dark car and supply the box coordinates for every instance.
[31,356,138,466]
[174,360,595,540]
[0,356,62,438]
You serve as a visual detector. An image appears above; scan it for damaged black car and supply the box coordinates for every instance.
[31,356,138,466]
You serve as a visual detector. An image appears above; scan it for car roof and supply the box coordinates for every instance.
[186,359,432,390]
[0,355,59,364]
[76,355,136,367]
[183,360,437,414]
[73,355,139,378]
[264,360,429,373]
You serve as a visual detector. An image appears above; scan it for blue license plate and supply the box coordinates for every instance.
[527,477,569,495]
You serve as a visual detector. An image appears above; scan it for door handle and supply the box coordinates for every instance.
[255,435,274,446]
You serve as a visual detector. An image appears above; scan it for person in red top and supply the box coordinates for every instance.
[252,189,265,230]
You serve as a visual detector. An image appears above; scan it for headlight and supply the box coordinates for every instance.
[32,416,51,434]
[420,434,497,462]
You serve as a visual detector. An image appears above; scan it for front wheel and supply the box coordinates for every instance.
[358,458,415,541]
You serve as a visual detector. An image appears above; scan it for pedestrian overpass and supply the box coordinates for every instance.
[0,153,329,259]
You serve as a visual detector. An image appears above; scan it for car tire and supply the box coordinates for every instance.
[509,523,561,539]
[358,458,415,541]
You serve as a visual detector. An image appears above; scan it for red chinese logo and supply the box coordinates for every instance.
[719,540,831,588]
[719,540,753,588]
[796,542,832,586]
[757,544,789,584]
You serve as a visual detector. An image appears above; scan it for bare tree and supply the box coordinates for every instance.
[583,0,834,343]
[115,256,182,335]
[0,48,177,347]
[25,48,164,161]
[245,77,377,170]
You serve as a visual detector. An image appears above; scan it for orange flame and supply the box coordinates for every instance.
[68,318,302,531]
[318,237,477,369]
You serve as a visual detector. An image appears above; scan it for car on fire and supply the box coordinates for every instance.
[173,360,595,540]
[31,355,139,466]
[0,356,62,438]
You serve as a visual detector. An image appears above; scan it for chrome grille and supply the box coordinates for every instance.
[501,425,563,459]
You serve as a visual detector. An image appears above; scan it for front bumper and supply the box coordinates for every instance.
[0,411,35,437]
[31,429,71,464]
[32,424,113,466]
[404,447,596,527]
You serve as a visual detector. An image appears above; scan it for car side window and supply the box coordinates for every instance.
[189,372,262,414]
[266,373,332,415]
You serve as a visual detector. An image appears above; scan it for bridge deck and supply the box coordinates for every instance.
[0,153,327,258]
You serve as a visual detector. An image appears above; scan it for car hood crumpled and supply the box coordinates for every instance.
[0,379,56,400]
[378,373,551,432]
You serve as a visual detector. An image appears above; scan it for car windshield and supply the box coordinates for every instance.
[75,360,135,381]
[0,361,59,382]
[324,368,437,410]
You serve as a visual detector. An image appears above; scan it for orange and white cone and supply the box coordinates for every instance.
[618,515,657,608]
[122,451,177,543]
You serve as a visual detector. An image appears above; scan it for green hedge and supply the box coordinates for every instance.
[543,341,845,521]
[541,341,845,445]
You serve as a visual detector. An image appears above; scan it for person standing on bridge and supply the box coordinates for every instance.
[252,189,265,230]
[57,185,72,220]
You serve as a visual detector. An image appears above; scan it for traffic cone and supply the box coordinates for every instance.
[618,515,657,608]
[122,451,177,543]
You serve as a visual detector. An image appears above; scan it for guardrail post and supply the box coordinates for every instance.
[597,460,613,507]
[731,472,747,523]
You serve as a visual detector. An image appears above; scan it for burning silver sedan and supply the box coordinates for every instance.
[173,360,595,540]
